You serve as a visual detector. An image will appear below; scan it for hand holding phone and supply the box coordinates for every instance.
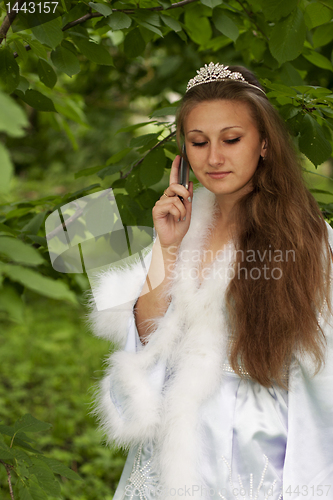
[151,151,193,249]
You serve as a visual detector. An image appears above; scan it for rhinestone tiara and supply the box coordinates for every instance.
[186,62,266,95]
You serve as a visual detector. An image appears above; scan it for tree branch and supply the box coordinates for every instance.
[4,0,198,56]
[0,0,26,44]
[62,0,197,30]
[0,460,15,500]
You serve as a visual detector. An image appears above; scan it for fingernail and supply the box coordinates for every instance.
[188,197,192,202]
[178,218,180,222]
[183,216,186,221]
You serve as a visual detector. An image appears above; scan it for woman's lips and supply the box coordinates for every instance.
[207,171,231,179]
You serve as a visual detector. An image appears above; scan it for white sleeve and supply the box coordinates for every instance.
[87,246,154,348]
[88,245,167,446]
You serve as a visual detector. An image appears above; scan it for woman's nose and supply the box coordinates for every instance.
[208,143,224,168]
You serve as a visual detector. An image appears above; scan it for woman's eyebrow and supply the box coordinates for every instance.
[187,126,243,133]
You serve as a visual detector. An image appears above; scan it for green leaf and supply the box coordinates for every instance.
[37,59,57,89]
[140,148,166,186]
[30,457,61,497]
[18,89,56,112]
[320,0,333,9]
[136,188,160,209]
[292,85,331,97]
[303,50,333,70]
[160,14,182,32]
[123,28,146,58]
[0,236,44,266]
[0,46,20,93]
[28,481,48,500]
[41,457,82,480]
[0,442,14,460]
[304,2,332,30]
[106,12,132,30]
[51,46,81,76]
[213,10,239,42]
[130,133,158,148]
[31,17,63,49]
[116,121,152,134]
[17,76,30,93]
[0,143,14,194]
[310,188,333,196]
[0,223,17,236]
[2,265,78,303]
[13,437,42,454]
[75,165,104,179]
[0,90,28,137]
[14,414,52,434]
[0,425,15,437]
[74,37,113,65]
[13,39,28,63]
[11,447,33,466]
[200,0,212,7]
[313,23,333,48]
[98,163,124,178]
[150,107,177,118]
[158,0,171,7]
[269,8,306,64]
[299,114,332,166]
[27,39,49,59]
[54,101,87,126]
[26,235,47,247]
[18,483,34,500]
[5,207,33,220]
[259,0,298,20]
[61,40,78,56]
[134,18,163,37]
[114,193,138,226]
[134,10,161,27]
[106,147,132,165]
[133,10,163,36]
[21,212,46,235]
[89,2,113,16]
[125,169,143,197]
[185,7,212,45]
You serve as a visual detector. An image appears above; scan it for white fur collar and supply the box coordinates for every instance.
[88,186,236,495]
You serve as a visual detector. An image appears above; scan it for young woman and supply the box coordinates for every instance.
[89,63,333,500]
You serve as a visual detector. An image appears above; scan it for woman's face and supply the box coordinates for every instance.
[184,99,266,201]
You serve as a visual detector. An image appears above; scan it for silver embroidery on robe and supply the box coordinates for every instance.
[122,440,160,500]
[218,454,283,500]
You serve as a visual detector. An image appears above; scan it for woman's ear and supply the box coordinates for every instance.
[260,139,268,158]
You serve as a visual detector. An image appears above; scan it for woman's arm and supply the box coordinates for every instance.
[134,235,179,344]
[134,155,193,345]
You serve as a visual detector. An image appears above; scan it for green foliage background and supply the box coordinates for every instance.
[1,0,333,498]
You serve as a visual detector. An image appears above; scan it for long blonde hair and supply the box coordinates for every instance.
[176,66,332,390]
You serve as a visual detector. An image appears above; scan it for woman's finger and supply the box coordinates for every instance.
[169,155,182,187]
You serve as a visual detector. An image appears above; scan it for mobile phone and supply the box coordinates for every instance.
[178,144,190,202]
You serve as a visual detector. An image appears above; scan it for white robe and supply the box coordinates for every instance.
[88,186,333,500]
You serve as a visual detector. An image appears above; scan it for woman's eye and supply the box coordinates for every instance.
[192,142,207,147]
[225,137,241,144]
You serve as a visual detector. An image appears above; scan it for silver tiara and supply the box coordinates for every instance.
[186,62,266,95]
